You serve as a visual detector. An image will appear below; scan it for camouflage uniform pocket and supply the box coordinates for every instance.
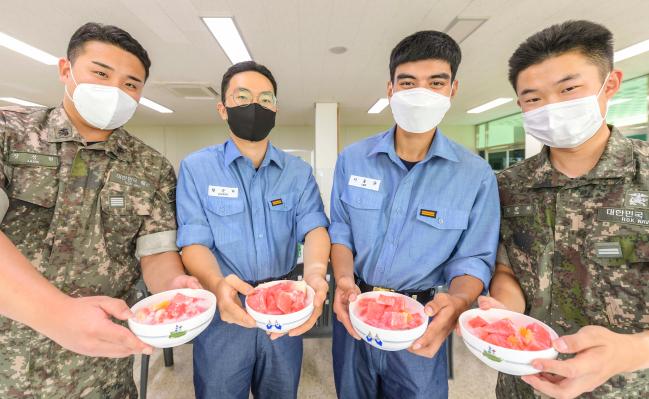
[99,181,153,260]
[588,235,649,332]
[8,165,59,208]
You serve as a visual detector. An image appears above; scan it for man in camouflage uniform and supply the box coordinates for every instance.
[486,20,649,399]
[0,23,199,398]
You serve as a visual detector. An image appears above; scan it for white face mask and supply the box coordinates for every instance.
[65,65,138,130]
[389,87,451,133]
[522,74,610,148]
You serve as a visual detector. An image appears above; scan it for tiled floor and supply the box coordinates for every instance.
[133,332,497,398]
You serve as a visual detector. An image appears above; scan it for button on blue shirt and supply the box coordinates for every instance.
[176,140,329,282]
[329,127,500,291]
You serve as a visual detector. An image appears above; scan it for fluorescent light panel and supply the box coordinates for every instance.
[444,18,488,44]
[367,98,389,114]
[467,97,513,114]
[614,38,649,62]
[0,97,45,107]
[139,97,173,113]
[202,17,252,64]
[609,98,631,106]
[0,32,58,65]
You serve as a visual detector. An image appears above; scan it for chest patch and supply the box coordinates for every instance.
[597,207,649,226]
[625,191,649,209]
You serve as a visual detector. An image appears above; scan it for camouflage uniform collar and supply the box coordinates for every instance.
[45,105,133,162]
[528,126,634,188]
[101,128,133,162]
[46,105,84,143]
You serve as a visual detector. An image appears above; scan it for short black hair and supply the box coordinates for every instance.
[67,22,151,80]
[221,61,277,102]
[389,31,462,81]
[508,20,614,91]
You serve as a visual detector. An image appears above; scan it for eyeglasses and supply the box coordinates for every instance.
[229,87,277,110]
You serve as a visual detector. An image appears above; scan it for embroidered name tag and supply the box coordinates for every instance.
[109,195,125,208]
[208,185,238,198]
[503,204,535,217]
[348,175,380,191]
[271,198,283,206]
[594,242,623,258]
[420,209,437,218]
[597,207,649,226]
[625,191,649,209]
[109,172,151,189]
[8,152,59,167]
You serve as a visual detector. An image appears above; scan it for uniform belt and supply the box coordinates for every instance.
[246,268,298,287]
[354,275,436,306]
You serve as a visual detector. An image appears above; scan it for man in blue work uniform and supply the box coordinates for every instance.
[176,61,331,399]
[330,31,500,398]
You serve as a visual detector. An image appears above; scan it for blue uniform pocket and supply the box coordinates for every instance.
[266,192,297,244]
[409,203,469,260]
[340,188,384,249]
[205,197,245,247]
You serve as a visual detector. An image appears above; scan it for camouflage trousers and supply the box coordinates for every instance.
[496,370,649,399]
[0,320,137,399]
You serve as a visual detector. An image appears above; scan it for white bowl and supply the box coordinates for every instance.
[245,280,315,334]
[458,308,559,375]
[349,291,429,351]
[128,288,216,348]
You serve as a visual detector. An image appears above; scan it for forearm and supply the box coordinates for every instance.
[0,232,69,333]
[448,274,484,310]
[180,245,223,293]
[627,331,649,372]
[331,243,354,283]
[141,251,186,294]
[303,227,330,279]
[489,263,526,313]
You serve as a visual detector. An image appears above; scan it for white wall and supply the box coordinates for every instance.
[126,122,476,171]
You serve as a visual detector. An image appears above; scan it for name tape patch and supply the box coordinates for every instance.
[597,207,649,226]
[208,185,239,198]
[348,175,381,191]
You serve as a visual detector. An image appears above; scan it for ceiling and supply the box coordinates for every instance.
[2,0,649,127]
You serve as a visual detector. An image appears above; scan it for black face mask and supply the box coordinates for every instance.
[226,104,276,142]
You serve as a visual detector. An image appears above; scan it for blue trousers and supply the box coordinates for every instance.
[332,318,449,399]
[193,307,303,399]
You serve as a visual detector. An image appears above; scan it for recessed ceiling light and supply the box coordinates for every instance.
[0,32,58,65]
[0,97,46,107]
[329,46,347,55]
[368,98,389,114]
[202,17,252,64]
[139,97,173,113]
[467,98,513,114]
[614,38,649,62]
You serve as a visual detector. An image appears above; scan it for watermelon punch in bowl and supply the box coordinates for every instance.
[349,291,429,351]
[245,280,315,333]
[458,308,559,375]
[128,288,216,348]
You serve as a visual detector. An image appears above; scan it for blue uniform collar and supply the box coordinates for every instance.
[368,125,459,165]
[223,140,284,170]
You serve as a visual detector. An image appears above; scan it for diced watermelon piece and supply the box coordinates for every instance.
[468,316,488,329]
[484,333,514,349]
[481,319,516,337]
[526,323,552,349]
